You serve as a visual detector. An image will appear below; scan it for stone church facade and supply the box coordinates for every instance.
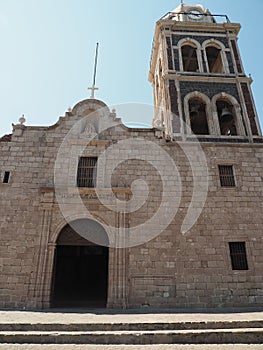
[1,4,263,310]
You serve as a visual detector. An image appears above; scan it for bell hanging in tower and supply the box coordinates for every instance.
[220,107,234,124]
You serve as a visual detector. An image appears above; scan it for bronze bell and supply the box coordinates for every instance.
[220,107,234,124]
[190,106,199,120]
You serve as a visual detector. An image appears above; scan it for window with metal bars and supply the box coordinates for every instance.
[77,157,97,188]
[218,165,236,187]
[229,242,248,270]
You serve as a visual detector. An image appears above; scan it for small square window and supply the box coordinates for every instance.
[77,157,97,188]
[218,165,235,187]
[229,242,248,270]
[3,171,10,184]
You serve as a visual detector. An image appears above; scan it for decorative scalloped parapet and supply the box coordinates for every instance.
[69,99,124,138]
[71,98,109,115]
[3,98,158,142]
[0,134,12,142]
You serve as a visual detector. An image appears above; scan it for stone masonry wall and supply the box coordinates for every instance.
[0,106,263,309]
[127,143,263,308]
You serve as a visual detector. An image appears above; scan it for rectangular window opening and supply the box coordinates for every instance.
[229,242,248,270]
[77,157,97,188]
[3,171,10,184]
[218,165,236,187]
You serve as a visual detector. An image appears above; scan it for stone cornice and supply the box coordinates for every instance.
[68,139,112,147]
[40,187,132,195]
[157,20,241,36]
[164,74,252,85]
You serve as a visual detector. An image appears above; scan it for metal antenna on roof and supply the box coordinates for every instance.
[88,42,99,99]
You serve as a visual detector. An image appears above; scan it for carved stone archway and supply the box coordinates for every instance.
[51,219,109,308]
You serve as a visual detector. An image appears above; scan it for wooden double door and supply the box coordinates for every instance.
[52,245,108,308]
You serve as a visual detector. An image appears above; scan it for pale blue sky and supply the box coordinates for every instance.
[0,0,262,136]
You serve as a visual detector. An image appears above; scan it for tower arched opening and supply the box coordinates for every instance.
[216,99,237,136]
[188,98,209,135]
[182,44,199,72]
[206,45,224,73]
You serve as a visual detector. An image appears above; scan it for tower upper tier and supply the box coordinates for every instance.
[148,3,261,141]
[162,4,216,24]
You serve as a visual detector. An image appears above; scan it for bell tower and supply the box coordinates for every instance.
[149,3,261,141]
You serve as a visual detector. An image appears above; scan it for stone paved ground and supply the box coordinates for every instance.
[0,345,263,349]
[0,309,263,349]
[0,308,263,324]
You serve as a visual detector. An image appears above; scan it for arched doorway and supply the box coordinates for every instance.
[51,219,109,308]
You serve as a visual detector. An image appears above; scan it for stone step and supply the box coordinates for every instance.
[1,345,263,350]
[0,328,263,344]
[1,320,263,332]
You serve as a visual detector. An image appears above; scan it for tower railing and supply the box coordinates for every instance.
[160,12,230,24]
